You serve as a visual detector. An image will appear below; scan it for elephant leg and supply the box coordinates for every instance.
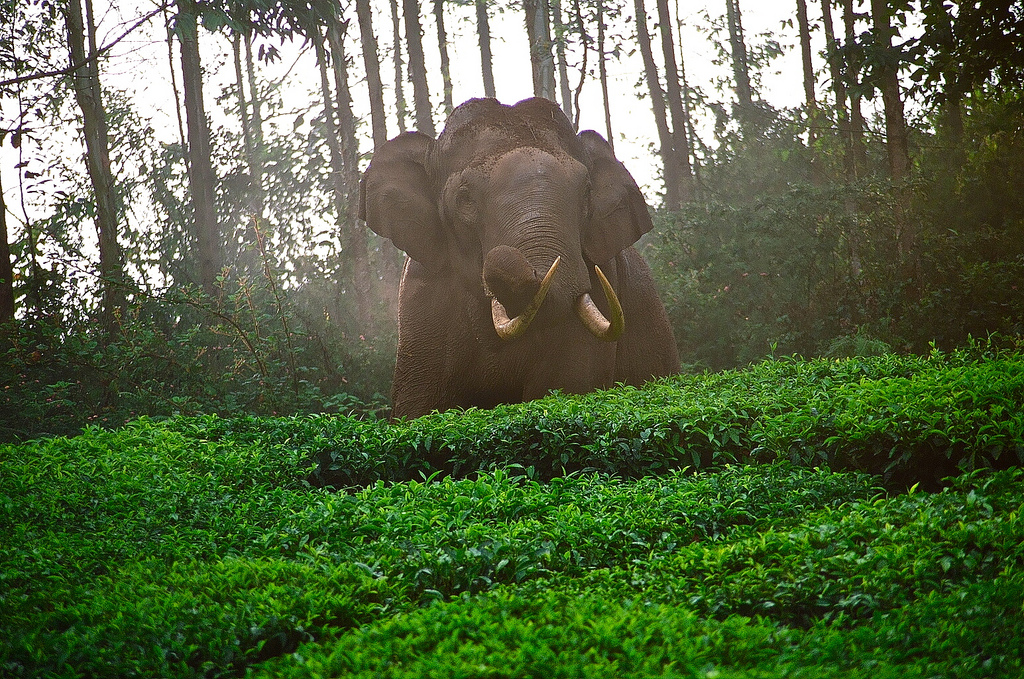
[612,248,680,384]
[390,260,474,419]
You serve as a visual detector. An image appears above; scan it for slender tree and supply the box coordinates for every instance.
[569,0,588,126]
[390,0,408,133]
[434,0,455,117]
[795,0,817,144]
[311,20,360,320]
[725,0,753,114]
[66,0,126,328]
[356,0,388,148]
[476,0,496,98]
[177,0,221,296]
[823,0,860,275]
[674,0,699,183]
[596,0,614,149]
[404,0,435,135]
[655,0,693,201]
[524,0,556,99]
[842,0,867,175]
[0,172,13,322]
[634,0,682,210]
[869,0,916,288]
[821,0,850,152]
[551,0,573,115]
[326,16,373,331]
[162,4,187,150]
[243,33,264,159]
[869,0,910,182]
[232,30,263,216]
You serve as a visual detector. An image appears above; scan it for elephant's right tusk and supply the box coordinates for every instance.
[492,256,561,340]
[575,264,624,342]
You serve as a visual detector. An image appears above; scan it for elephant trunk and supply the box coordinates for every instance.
[483,245,623,342]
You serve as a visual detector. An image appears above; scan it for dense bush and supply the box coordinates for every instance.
[156,345,1023,490]
[644,92,1024,371]
[2,409,1021,677]
[0,293,393,443]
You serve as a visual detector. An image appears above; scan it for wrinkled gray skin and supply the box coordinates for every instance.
[359,97,679,419]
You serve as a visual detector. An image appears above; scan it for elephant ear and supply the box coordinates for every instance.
[578,129,653,266]
[359,131,446,270]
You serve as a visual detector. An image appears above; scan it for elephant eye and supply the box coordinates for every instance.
[454,185,476,220]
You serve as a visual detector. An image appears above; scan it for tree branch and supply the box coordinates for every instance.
[0,4,169,89]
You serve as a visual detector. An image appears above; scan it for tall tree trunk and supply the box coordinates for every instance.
[870,0,909,183]
[725,0,753,116]
[232,31,263,216]
[66,0,126,330]
[674,0,700,186]
[929,1,964,155]
[634,0,681,210]
[655,0,693,202]
[822,0,851,161]
[178,0,221,297]
[163,4,187,150]
[313,26,360,322]
[433,0,454,117]
[524,0,556,99]
[842,0,867,175]
[823,0,860,276]
[232,34,253,181]
[869,0,916,292]
[404,0,435,136]
[551,0,573,115]
[476,0,496,98]
[569,0,588,126]
[357,0,388,148]
[390,0,408,133]
[327,18,373,332]
[796,0,817,145]
[242,29,265,215]
[356,0,398,314]
[596,0,614,151]
[0,172,13,323]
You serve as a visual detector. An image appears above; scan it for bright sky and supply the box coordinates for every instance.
[3,0,826,235]
[121,0,813,194]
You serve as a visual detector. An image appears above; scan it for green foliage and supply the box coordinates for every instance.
[156,345,1022,490]
[0,285,393,443]
[2,375,1022,678]
[258,572,1024,678]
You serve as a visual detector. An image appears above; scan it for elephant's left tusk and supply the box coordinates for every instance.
[492,256,560,340]
[575,265,624,342]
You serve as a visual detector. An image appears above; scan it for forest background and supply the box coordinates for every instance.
[1,0,1022,442]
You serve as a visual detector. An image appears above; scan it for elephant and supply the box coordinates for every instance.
[359,97,679,419]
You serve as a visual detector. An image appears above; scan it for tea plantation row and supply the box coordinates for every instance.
[1,348,1022,677]
[169,346,1024,489]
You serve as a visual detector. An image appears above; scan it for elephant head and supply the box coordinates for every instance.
[359,97,651,343]
[359,97,677,418]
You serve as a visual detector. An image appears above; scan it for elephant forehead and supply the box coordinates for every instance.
[485,147,587,184]
[435,121,585,179]
[434,126,511,170]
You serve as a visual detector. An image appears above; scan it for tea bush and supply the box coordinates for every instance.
[2,347,1022,677]
[161,345,1023,489]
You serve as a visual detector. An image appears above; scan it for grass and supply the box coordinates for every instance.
[1,346,1022,677]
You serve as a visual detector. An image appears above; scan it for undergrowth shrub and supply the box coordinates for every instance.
[2,347,1022,677]
[0,296,392,443]
[257,468,1024,679]
[255,572,1024,679]
[162,344,1023,489]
